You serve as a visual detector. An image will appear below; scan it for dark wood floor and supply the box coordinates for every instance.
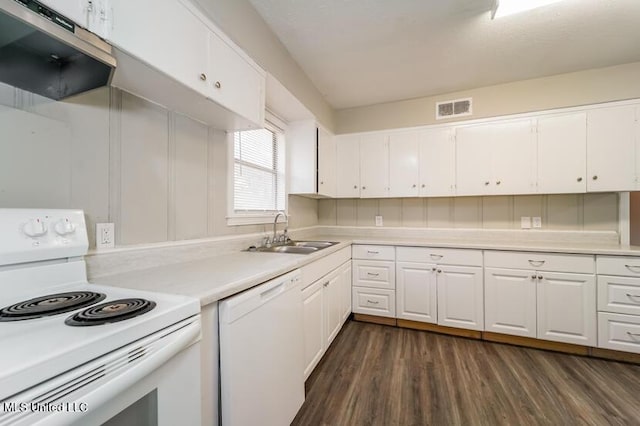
[292,320,640,426]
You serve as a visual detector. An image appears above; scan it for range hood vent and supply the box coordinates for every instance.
[0,0,116,100]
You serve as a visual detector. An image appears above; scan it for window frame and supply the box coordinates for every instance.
[226,116,287,226]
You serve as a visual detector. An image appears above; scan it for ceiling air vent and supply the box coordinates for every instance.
[436,98,472,120]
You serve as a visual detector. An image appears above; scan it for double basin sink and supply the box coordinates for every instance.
[249,240,339,255]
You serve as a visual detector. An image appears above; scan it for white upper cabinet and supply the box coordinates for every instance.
[457,119,535,196]
[537,113,587,194]
[107,0,265,130]
[359,134,389,198]
[336,135,361,198]
[389,132,420,197]
[419,128,456,197]
[287,120,336,197]
[110,0,210,95]
[317,127,337,197]
[587,105,638,192]
[207,31,265,126]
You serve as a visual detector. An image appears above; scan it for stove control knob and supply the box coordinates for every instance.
[54,218,76,236]
[23,218,47,238]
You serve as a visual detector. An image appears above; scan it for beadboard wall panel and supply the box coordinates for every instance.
[320,193,619,232]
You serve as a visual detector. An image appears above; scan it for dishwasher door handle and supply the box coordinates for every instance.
[260,282,286,301]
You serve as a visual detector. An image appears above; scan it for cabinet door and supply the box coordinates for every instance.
[396,262,437,323]
[419,128,455,196]
[537,271,596,346]
[587,106,637,192]
[490,119,536,195]
[302,281,324,380]
[484,267,536,337]
[324,273,342,347]
[389,132,419,197]
[208,31,265,125]
[537,113,587,194]
[437,265,484,331]
[336,135,361,198]
[109,0,210,96]
[359,134,389,198]
[318,127,336,197]
[340,262,352,323]
[455,124,493,196]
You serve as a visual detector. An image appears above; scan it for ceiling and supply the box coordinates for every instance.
[247,0,640,109]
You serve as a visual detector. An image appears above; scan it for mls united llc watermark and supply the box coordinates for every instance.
[2,402,88,413]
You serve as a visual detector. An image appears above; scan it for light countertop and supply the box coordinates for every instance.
[91,235,640,306]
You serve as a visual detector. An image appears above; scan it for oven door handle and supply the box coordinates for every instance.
[35,319,201,426]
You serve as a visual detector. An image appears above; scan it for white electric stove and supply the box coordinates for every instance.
[0,209,202,426]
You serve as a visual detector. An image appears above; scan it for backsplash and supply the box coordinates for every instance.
[319,193,619,233]
[0,83,318,248]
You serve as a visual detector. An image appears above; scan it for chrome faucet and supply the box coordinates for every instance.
[273,211,288,243]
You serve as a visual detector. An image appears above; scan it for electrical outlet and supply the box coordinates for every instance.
[520,216,531,229]
[532,217,542,229]
[96,223,115,249]
[375,215,383,227]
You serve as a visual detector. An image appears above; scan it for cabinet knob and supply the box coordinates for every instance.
[412,184,417,188]
[354,185,358,189]
[437,269,442,273]
[421,184,426,188]
[362,186,366,190]
[215,81,222,89]
[484,181,490,186]
[320,181,324,185]
[577,177,583,182]
[199,73,207,81]
[592,175,598,180]
[531,275,537,280]
[496,180,501,185]
[538,275,543,280]
[432,267,437,272]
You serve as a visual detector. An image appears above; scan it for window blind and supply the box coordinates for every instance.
[233,127,285,213]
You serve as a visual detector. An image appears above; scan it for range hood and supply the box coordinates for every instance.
[0,0,115,100]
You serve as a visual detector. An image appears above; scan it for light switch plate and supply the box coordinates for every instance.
[520,216,531,229]
[96,223,115,250]
[532,217,542,229]
[375,215,383,227]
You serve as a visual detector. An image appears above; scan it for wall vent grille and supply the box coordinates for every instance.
[436,98,473,120]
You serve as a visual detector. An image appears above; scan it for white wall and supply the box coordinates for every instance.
[0,83,318,248]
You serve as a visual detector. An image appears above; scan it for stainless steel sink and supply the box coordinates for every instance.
[248,240,339,255]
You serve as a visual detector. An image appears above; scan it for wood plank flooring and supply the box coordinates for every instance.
[292,320,640,426]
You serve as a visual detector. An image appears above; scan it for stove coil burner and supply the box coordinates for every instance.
[65,298,156,326]
[0,292,107,322]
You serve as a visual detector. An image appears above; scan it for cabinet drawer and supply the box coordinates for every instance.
[352,287,395,318]
[598,312,640,354]
[352,260,395,289]
[396,247,482,266]
[484,251,594,273]
[598,275,640,315]
[597,256,640,276]
[352,245,395,261]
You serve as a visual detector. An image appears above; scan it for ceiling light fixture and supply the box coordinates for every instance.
[491,0,566,19]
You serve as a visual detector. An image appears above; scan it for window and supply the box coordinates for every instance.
[228,122,286,225]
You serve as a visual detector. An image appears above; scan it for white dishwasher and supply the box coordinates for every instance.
[219,269,305,426]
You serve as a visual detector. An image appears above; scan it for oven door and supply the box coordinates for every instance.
[0,316,201,426]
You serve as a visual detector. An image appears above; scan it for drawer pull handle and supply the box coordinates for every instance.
[627,332,640,339]
[430,254,443,260]
[367,272,380,277]
[626,293,640,302]
[625,265,640,273]
[528,260,545,267]
[367,250,380,254]
[366,299,379,305]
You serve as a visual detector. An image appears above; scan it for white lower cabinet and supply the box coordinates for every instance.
[301,259,352,379]
[352,287,396,317]
[484,251,596,345]
[396,262,437,323]
[352,245,396,318]
[437,265,484,331]
[596,255,640,354]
